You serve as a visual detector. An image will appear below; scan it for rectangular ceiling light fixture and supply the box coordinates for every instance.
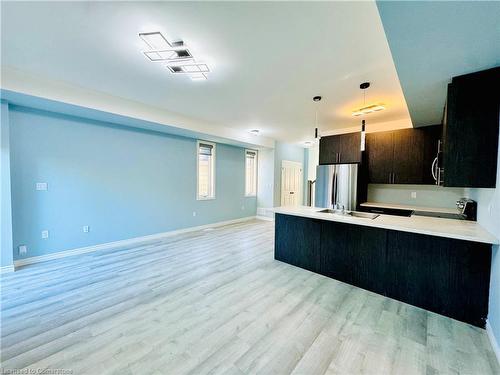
[167,63,210,74]
[352,104,385,116]
[189,73,207,81]
[143,49,193,62]
[139,31,210,80]
[139,32,171,50]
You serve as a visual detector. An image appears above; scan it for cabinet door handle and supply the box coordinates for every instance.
[389,173,392,184]
[392,173,396,184]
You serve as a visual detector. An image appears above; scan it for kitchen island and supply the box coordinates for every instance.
[274,206,498,327]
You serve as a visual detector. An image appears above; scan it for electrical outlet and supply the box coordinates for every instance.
[83,225,90,233]
[36,182,48,191]
[18,245,27,255]
[41,230,49,239]
[192,211,196,217]
[410,191,417,199]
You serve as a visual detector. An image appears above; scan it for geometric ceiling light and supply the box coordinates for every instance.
[167,63,210,80]
[352,81,385,116]
[143,49,193,62]
[167,63,209,73]
[139,31,210,81]
[139,32,171,50]
[352,104,386,117]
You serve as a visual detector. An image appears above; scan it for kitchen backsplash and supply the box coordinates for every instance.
[367,184,469,209]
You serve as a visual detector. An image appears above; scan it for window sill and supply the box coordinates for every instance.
[197,196,216,201]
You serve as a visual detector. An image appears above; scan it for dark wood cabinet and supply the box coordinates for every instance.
[385,230,491,327]
[274,214,320,273]
[319,133,361,164]
[337,133,362,163]
[274,214,492,327]
[366,126,441,184]
[392,129,426,184]
[320,221,387,296]
[443,67,499,188]
[319,136,340,165]
[366,131,394,183]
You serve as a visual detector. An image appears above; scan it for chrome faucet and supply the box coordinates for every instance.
[334,203,345,214]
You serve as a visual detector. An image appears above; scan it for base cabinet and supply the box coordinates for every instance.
[274,214,491,328]
[274,214,320,273]
[385,230,491,327]
[320,221,387,296]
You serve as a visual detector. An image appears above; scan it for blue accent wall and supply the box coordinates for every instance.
[377,1,500,126]
[273,141,307,207]
[9,105,256,260]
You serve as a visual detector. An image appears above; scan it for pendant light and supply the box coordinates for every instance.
[313,95,322,140]
[359,82,370,151]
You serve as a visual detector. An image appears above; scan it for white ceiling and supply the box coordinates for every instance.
[1,1,412,145]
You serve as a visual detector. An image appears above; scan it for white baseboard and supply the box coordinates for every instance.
[486,321,500,366]
[0,265,15,274]
[13,216,257,269]
[256,215,274,221]
[257,207,275,219]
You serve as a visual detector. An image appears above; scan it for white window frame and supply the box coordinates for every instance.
[245,149,258,197]
[196,140,216,200]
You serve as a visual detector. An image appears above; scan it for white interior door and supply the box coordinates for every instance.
[281,160,303,206]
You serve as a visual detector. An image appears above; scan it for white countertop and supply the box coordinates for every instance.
[360,202,458,214]
[273,206,498,245]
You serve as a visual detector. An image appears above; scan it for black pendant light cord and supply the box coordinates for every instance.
[313,96,322,139]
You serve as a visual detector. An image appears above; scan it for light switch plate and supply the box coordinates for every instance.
[83,225,90,233]
[41,230,49,239]
[36,182,48,191]
[410,191,417,199]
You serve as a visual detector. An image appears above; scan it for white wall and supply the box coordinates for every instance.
[468,128,500,352]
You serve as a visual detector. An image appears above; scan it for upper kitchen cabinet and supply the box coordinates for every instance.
[366,126,441,184]
[319,132,361,164]
[443,67,500,188]
[365,130,394,184]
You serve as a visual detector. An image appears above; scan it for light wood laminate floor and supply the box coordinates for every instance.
[1,219,498,374]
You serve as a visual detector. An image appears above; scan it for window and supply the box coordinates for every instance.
[197,141,216,199]
[245,149,258,197]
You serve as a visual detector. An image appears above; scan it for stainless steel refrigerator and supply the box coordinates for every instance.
[315,164,358,210]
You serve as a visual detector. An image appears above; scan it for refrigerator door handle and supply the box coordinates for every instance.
[333,168,338,208]
[431,157,438,182]
[331,170,336,207]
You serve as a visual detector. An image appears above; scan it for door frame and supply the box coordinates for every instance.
[280,160,303,206]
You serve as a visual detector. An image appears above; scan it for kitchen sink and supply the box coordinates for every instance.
[317,209,379,220]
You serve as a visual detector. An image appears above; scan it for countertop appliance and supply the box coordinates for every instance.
[456,198,477,221]
[315,164,358,210]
